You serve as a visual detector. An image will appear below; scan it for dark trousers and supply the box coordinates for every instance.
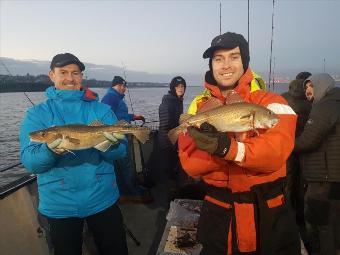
[304,182,340,255]
[46,203,128,255]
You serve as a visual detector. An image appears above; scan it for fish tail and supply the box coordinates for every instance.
[132,129,151,144]
[167,126,184,145]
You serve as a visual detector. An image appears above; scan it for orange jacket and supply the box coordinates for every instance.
[178,69,297,253]
[179,68,297,192]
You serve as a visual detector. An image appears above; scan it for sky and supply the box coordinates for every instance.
[1,0,340,78]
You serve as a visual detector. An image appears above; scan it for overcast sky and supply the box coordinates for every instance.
[1,0,339,76]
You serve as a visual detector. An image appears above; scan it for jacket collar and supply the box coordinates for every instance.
[107,86,125,99]
[204,68,254,103]
[45,86,98,102]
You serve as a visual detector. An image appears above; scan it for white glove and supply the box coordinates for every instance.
[102,132,125,145]
[47,138,66,154]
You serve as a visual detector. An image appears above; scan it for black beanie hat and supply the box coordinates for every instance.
[203,32,250,72]
[169,76,186,97]
[112,76,126,86]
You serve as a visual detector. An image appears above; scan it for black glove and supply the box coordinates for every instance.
[187,122,231,157]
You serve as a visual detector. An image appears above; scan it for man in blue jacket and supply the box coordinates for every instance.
[20,53,128,255]
[101,76,152,203]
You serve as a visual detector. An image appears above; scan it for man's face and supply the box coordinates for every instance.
[113,84,127,95]
[175,84,185,97]
[212,47,244,89]
[49,64,82,90]
[305,81,314,101]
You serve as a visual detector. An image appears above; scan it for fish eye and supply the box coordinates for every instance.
[41,132,46,137]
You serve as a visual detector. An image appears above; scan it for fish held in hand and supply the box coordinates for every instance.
[168,102,279,144]
[29,120,151,152]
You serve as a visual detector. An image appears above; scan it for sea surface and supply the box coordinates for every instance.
[0,85,289,188]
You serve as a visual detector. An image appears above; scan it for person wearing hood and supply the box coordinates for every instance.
[178,32,300,254]
[158,77,191,195]
[101,76,152,204]
[281,75,312,246]
[19,53,128,255]
[294,73,340,255]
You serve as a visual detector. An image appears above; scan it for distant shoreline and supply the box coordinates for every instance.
[0,83,169,93]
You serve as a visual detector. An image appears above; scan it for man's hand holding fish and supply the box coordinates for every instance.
[102,132,126,145]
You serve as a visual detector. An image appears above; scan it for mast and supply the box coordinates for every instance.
[268,0,275,91]
[248,0,250,45]
[219,2,222,35]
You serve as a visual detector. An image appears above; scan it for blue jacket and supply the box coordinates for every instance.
[19,87,127,218]
[101,87,134,122]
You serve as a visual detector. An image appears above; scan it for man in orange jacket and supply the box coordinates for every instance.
[178,32,300,254]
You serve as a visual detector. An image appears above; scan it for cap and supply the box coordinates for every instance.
[203,32,250,71]
[112,76,127,86]
[170,76,186,88]
[50,53,85,71]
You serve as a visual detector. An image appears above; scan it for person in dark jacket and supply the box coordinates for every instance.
[282,77,312,251]
[101,76,152,204]
[295,73,340,255]
[158,77,188,194]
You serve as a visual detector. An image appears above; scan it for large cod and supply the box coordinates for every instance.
[30,120,151,152]
[168,102,279,144]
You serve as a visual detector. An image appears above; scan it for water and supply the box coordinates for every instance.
[0,85,289,188]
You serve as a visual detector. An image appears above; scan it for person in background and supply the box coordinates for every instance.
[101,76,145,123]
[20,53,128,255]
[294,73,340,255]
[178,32,300,254]
[281,72,312,246]
[158,76,199,200]
[101,76,152,203]
[158,76,186,180]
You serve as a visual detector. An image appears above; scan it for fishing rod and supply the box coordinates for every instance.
[121,61,135,115]
[268,0,275,91]
[0,162,22,173]
[272,57,276,92]
[0,59,35,106]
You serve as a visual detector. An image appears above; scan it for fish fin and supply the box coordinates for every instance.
[198,97,224,113]
[65,149,76,156]
[94,140,112,152]
[179,113,193,124]
[115,120,130,127]
[240,113,252,120]
[167,126,185,145]
[131,128,151,144]
[89,120,104,126]
[67,137,81,145]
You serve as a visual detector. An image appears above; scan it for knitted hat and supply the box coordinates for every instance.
[112,76,126,86]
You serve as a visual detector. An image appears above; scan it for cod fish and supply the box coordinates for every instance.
[30,120,151,152]
[168,102,279,144]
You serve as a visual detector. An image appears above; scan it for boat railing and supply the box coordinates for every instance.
[0,161,36,199]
